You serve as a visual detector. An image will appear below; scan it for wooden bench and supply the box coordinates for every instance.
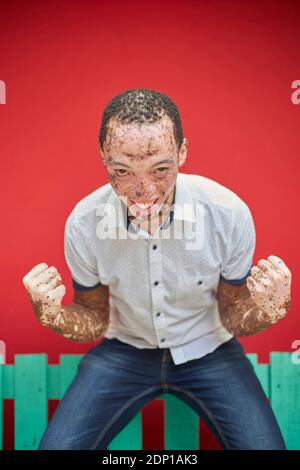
[1,352,300,450]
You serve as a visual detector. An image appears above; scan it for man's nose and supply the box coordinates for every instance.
[132,178,156,196]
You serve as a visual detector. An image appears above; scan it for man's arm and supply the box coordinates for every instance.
[23,262,110,343]
[50,285,110,342]
[217,278,273,336]
[217,255,292,336]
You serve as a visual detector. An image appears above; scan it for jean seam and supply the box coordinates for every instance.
[165,384,231,450]
[161,352,170,389]
[90,385,162,450]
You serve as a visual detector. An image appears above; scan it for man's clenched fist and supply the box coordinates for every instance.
[22,262,66,326]
[246,255,292,325]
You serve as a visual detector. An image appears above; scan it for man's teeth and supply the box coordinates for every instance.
[135,203,153,209]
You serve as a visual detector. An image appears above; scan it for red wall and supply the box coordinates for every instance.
[1,0,299,450]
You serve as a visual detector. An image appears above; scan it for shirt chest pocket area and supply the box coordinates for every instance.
[174,271,220,306]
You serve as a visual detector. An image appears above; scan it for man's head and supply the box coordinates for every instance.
[98,89,188,221]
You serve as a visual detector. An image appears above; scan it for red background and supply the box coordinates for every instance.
[1,0,299,450]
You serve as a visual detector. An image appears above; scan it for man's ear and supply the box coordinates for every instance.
[178,137,188,167]
[99,146,107,166]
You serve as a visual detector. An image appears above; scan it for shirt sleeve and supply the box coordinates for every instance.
[220,200,256,285]
[64,208,103,290]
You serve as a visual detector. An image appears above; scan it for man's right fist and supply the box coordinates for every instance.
[22,262,66,326]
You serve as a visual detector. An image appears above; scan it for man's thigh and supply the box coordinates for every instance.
[38,339,163,450]
[167,337,286,450]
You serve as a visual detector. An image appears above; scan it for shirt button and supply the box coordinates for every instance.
[161,338,165,343]
[153,244,157,250]
[154,281,159,286]
[156,312,161,317]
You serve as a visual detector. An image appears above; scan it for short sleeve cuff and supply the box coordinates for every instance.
[72,278,103,291]
[220,266,252,286]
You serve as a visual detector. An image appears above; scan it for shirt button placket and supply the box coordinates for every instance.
[149,240,167,347]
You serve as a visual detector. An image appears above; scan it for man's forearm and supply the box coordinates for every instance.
[218,256,292,336]
[37,301,109,343]
[218,284,279,336]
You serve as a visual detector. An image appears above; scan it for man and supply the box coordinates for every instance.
[23,88,291,450]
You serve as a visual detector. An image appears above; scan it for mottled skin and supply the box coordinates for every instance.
[23,263,109,342]
[100,114,188,236]
[217,255,292,336]
[22,115,292,340]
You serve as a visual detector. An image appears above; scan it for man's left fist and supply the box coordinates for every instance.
[246,255,292,324]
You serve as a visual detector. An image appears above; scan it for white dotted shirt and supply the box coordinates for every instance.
[64,172,255,365]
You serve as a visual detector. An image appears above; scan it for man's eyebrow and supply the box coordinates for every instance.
[108,158,174,168]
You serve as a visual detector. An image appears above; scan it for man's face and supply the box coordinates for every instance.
[100,114,188,221]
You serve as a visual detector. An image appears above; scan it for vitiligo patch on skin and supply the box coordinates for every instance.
[247,255,291,323]
[101,114,187,235]
[218,254,292,336]
[23,262,109,342]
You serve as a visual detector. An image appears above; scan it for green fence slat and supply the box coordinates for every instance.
[163,393,199,450]
[47,365,60,399]
[108,412,143,450]
[14,354,48,450]
[2,365,14,399]
[247,353,270,398]
[0,355,3,450]
[270,352,300,450]
[59,355,83,399]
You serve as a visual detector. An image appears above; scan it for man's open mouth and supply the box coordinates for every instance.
[130,197,159,209]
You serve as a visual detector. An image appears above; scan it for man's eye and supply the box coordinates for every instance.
[155,167,168,173]
[115,169,128,176]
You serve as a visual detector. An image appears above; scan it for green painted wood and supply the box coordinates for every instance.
[108,412,143,450]
[1,365,14,399]
[14,354,48,450]
[0,354,3,450]
[247,353,270,397]
[163,393,199,450]
[0,352,300,450]
[47,365,60,399]
[270,352,300,450]
[59,355,83,399]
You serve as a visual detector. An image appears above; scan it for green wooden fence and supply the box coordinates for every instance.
[0,352,300,450]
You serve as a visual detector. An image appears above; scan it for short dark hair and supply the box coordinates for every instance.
[99,88,184,152]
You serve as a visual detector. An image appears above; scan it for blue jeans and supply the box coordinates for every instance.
[38,336,286,450]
